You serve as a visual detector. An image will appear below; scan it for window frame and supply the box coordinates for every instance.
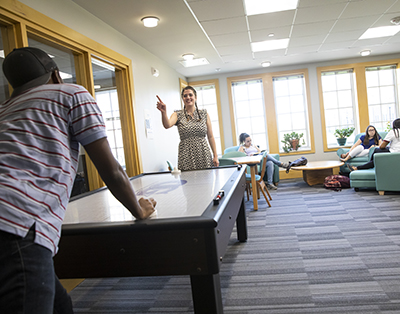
[227,69,314,156]
[317,60,400,152]
[0,1,140,191]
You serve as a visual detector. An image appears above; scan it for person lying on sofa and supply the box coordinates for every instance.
[340,125,382,162]
[348,118,400,171]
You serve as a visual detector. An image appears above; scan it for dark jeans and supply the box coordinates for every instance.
[357,147,391,170]
[0,225,73,314]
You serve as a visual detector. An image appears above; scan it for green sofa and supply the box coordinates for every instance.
[223,146,280,185]
[336,131,387,174]
[349,152,400,195]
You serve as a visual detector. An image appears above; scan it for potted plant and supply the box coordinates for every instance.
[281,132,305,153]
[334,127,355,146]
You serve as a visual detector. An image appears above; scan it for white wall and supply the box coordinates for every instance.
[19,0,183,173]
[189,53,400,165]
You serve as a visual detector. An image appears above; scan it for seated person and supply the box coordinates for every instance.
[348,118,400,171]
[238,133,288,190]
[341,125,382,162]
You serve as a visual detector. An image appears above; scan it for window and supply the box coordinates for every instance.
[92,58,125,168]
[273,74,310,152]
[231,79,268,150]
[320,70,358,148]
[194,84,223,155]
[366,65,398,131]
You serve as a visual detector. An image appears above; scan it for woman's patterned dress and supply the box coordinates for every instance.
[175,108,213,171]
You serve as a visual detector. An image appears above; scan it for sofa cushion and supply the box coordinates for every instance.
[349,169,375,181]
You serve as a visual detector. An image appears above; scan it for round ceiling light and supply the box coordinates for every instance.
[141,16,159,28]
[360,50,371,57]
[261,61,271,67]
[182,53,195,61]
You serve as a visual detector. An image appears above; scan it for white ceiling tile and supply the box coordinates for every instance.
[190,0,244,21]
[250,26,292,42]
[289,34,327,47]
[221,52,254,62]
[331,16,381,33]
[210,32,250,47]
[324,30,365,43]
[291,21,336,37]
[248,11,296,30]
[340,0,398,18]
[295,3,348,24]
[318,41,356,51]
[217,44,252,55]
[287,45,320,54]
[298,0,349,8]
[254,49,287,58]
[201,16,247,36]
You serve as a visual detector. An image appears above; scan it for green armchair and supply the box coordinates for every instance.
[336,131,387,174]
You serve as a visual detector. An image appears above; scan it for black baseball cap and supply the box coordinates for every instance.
[2,47,58,97]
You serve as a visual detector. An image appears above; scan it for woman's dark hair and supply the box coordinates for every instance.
[363,125,380,146]
[393,118,400,138]
[239,133,250,145]
[181,85,201,121]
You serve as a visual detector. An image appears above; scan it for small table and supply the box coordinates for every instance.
[229,155,262,210]
[290,160,344,186]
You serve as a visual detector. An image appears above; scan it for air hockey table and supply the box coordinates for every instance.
[54,166,247,314]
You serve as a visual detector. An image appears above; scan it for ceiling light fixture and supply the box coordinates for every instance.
[251,38,290,52]
[359,25,400,39]
[179,58,209,68]
[390,16,400,25]
[141,16,159,28]
[360,50,371,57]
[261,61,271,67]
[245,0,298,16]
[182,53,194,61]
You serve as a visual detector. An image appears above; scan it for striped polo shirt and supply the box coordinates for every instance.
[0,83,106,255]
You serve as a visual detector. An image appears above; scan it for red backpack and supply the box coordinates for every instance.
[324,175,350,191]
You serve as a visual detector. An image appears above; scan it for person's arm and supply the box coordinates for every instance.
[380,141,389,149]
[84,138,156,219]
[254,145,262,154]
[238,146,245,153]
[156,95,177,129]
[205,113,219,167]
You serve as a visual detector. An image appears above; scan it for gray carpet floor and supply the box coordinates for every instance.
[70,179,400,313]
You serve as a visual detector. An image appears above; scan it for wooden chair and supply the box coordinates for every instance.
[245,151,272,207]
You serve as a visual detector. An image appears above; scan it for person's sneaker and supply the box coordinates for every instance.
[281,162,289,168]
[267,183,278,190]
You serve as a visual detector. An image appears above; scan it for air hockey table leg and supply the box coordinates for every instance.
[236,197,247,242]
[190,273,223,314]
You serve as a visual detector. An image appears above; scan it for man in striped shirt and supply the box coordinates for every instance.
[0,47,156,314]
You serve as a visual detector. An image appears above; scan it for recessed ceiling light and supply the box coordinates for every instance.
[215,68,221,72]
[141,16,159,28]
[245,0,298,16]
[268,33,275,37]
[251,38,290,52]
[182,53,194,61]
[261,61,271,67]
[360,50,371,57]
[359,25,400,39]
[179,58,209,68]
[390,16,400,25]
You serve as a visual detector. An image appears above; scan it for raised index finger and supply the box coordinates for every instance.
[156,95,163,103]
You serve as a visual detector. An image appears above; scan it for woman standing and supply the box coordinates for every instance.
[340,125,382,162]
[156,86,219,171]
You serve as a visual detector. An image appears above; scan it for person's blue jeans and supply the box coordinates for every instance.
[264,154,281,184]
[0,225,73,314]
